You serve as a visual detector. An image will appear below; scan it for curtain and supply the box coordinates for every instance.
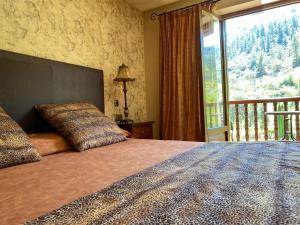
[201,2,217,12]
[159,5,206,141]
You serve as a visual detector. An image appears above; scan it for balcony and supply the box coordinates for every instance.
[228,97,300,142]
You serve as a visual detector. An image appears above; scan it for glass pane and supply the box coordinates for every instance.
[225,3,300,141]
[202,11,224,129]
[226,4,300,100]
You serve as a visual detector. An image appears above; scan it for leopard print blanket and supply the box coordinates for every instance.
[26,142,300,225]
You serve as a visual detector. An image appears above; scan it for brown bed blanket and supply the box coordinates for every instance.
[26,142,300,225]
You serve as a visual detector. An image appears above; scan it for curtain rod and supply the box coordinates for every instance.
[150,0,220,21]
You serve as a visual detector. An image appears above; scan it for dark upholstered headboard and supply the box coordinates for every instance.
[0,50,104,134]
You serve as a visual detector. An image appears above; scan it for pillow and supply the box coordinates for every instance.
[0,107,41,169]
[35,103,127,151]
[29,133,71,156]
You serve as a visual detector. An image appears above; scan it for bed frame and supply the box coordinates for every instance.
[0,50,104,134]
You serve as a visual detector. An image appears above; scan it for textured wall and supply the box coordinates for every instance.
[0,0,147,121]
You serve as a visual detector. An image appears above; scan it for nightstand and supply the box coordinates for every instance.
[118,121,154,139]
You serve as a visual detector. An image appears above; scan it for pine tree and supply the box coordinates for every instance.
[254,25,260,38]
[265,34,271,53]
[261,38,266,52]
[260,25,266,37]
[283,20,290,36]
[268,22,275,42]
[256,54,266,78]
[291,16,299,35]
[250,58,257,69]
[292,16,299,31]
[277,25,284,45]
[292,35,300,68]
[283,36,288,46]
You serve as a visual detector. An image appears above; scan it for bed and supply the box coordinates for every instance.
[0,50,299,225]
[0,138,200,224]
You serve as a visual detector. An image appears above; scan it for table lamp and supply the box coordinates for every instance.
[114,64,135,123]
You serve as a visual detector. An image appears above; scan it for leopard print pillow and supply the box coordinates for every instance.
[35,103,127,151]
[0,107,41,169]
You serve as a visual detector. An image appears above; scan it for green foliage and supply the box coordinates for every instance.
[292,17,299,31]
[250,58,257,69]
[277,25,284,45]
[256,54,266,78]
[272,63,282,73]
[291,35,300,68]
[227,13,300,90]
[226,9,300,140]
[227,15,300,57]
[281,75,296,87]
[204,47,218,104]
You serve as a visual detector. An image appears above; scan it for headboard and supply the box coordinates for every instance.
[0,50,104,134]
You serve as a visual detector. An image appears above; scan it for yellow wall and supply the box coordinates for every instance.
[143,11,160,139]
[0,0,147,122]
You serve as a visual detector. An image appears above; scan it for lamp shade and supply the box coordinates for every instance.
[114,64,135,82]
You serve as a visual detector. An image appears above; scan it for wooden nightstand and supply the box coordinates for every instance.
[118,121,154,139]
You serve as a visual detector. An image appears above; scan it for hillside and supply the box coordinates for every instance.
[226,9,300,100]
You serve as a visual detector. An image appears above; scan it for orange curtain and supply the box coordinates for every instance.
[201,2,217,12]
[159,5,206,141]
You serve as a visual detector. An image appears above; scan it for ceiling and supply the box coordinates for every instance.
[125,0,281,13]
[125,0,182,11]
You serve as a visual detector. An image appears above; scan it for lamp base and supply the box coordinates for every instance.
[117,118,134,125]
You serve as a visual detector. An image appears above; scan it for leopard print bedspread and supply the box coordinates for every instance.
[26,142,300,225]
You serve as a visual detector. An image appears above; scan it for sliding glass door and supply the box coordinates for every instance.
[201,10,228,141]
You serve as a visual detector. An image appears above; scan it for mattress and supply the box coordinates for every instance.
[24,141,300,225]
[0,139,200,225]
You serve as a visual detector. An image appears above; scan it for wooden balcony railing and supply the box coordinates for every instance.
[229,97,300,142]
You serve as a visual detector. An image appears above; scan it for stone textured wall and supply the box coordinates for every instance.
[0,0,147,121]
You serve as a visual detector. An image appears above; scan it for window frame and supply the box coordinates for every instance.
[221,0,300,140]
[222,0,300,21]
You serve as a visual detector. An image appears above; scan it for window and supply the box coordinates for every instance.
[226,3,300,101]
[225,3,300,141]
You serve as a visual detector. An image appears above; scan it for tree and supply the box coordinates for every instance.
[277,25,284,45]
[268,22,275,42]
[291,36,300,68]
[292,16,299,31]
[250,58,257,69]
[282,36,288,46]
[283,20,290,36]
[281,75,296,87]
[256,54,266,78]
[254,25,260,38]
[260,38,266,52]
[291,16,299,35]
[265,34,271,53]
[260,25,266,37]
